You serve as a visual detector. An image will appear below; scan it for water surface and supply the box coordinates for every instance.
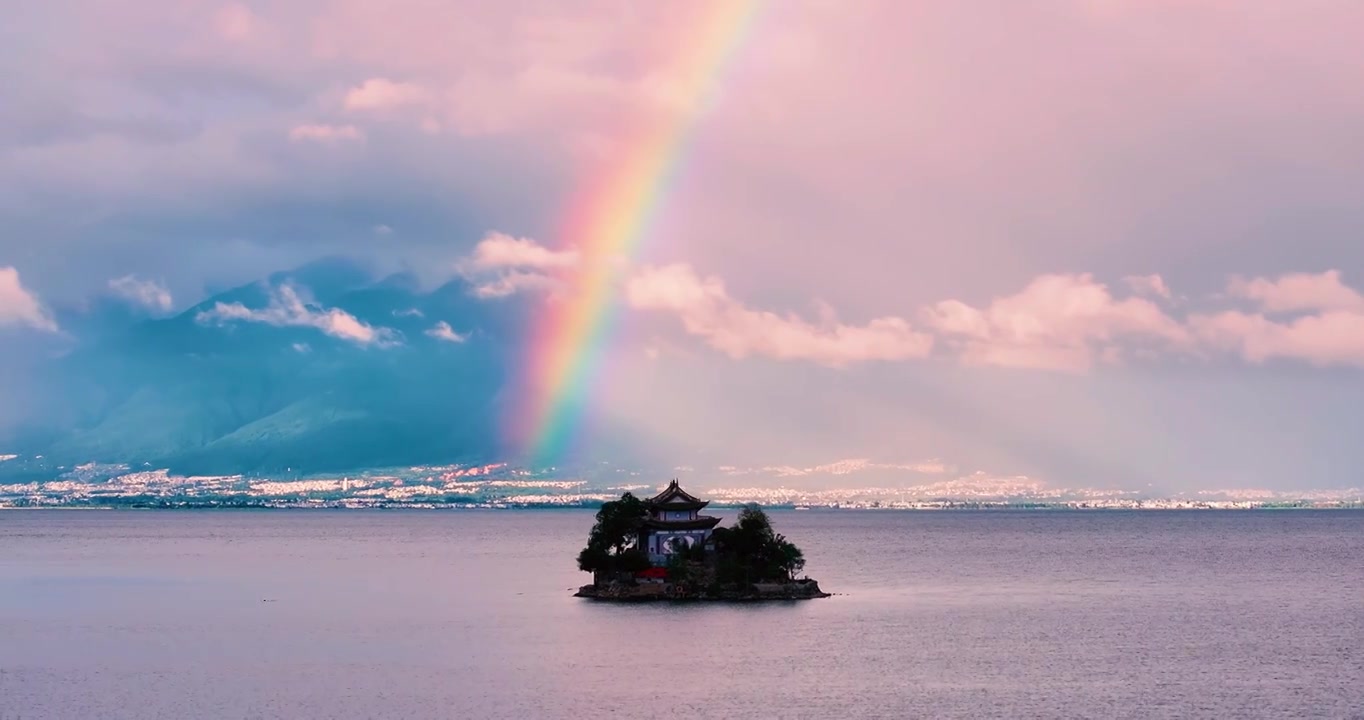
[2,510,1361,718]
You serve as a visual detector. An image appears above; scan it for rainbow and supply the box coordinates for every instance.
[515,0,767,464]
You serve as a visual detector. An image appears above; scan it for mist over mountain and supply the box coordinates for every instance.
[2,258,534,475]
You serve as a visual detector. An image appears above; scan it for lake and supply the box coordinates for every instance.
[2,509,1362,718]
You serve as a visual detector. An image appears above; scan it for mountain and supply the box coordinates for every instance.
[2,258,531,475]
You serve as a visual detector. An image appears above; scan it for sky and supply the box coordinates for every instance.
[2,1,1363,490]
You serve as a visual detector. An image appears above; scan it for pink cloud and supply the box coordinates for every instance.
[1124,274,1173,300]
[627,263,933,367]
[1190,310,1364,368]
[288,124,364,143]
[212,3,255,42]
[1227,270,1364,313]
[1192,270,1364,367]
[6,0,1364,493]
[922,274,1191,372]
[453,236,1364,372]
[453,241,1364,374]
[308,3,686,139]
[443,65,651,139]
[0,267,58,332]
[343,78,433,112]
[10,1,1364,324]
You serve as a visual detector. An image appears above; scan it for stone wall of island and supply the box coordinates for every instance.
[575,577,830,602]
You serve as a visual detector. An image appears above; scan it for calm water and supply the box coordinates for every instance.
[2,510,1362,719]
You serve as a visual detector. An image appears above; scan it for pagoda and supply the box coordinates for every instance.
[640,479,722,565]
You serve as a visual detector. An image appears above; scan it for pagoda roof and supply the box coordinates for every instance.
[641,515,722,531]
[646,479,709,509]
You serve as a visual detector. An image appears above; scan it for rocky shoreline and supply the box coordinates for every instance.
[574,578,831,602]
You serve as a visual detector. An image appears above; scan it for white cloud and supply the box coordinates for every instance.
[343,78,433,112]
[108,275,173,313]
[467,232,578,270]
[452,234,1364,373]
[471,270,563,299]
[627,263,934,367]
[457,232,580,299]
[923,274,1191,372]
[0,267,58,332]
[288,124,364,143]
[425,321,468,343]
[373,224,393,236]
[393,308,424,318]
[1227,270,1364,313]
[196,284,398,347]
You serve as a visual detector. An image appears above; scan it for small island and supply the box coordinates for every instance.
[574,480,830,601]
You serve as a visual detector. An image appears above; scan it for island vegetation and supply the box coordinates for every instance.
[574,491,829,601]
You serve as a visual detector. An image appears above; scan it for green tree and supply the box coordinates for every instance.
[577,492,651,581]
[736,504,774,537]
[775,537,806,580]
[708,504,807,584]
[586,492,648,556]
[577,544,610,574]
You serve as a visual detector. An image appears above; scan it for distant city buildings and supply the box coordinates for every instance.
[0,458,1360,509]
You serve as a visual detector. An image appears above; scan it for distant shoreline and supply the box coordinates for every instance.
[3,503,1363,512]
